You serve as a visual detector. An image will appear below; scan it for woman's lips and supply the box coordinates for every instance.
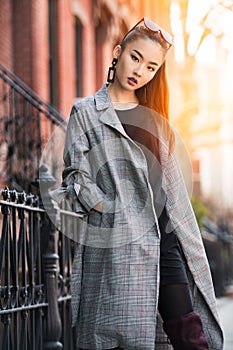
[128,77,138,86]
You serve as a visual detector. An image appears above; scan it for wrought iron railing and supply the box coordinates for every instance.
[0,63,67,192]
[0,187,47,349]
[0,166,76,349]
[0,63,77,349]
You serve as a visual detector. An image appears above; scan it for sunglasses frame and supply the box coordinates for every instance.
[122,17,173,48]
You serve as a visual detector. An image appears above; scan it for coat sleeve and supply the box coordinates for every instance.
[62,105,105,214]
[160,137,223,336]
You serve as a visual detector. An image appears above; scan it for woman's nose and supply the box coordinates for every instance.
[134,65,143,77]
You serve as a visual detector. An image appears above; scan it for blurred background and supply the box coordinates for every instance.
[0,0,233,350]
[0,0,233,347]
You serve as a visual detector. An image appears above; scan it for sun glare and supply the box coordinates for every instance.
[170,2,185,62]
[170,0,233,64]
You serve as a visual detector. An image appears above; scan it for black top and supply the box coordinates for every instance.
[116,106,165,213]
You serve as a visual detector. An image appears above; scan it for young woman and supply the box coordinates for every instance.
[62,18,223,350]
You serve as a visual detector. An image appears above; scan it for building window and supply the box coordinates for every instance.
[75,18,83,97]
[48,0,59,108]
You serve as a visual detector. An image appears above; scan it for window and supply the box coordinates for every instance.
[75,18,83,97]
[48,0,59,108]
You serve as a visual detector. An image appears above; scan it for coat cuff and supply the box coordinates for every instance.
[76,183,104,212]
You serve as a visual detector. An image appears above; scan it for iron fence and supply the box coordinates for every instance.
[0,165,76,349]
[202,218,233,297]
[0,63,77,349]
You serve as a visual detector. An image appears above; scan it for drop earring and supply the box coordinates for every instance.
[107,58,118,84]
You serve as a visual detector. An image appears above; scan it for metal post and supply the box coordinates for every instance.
[39,164,62,350]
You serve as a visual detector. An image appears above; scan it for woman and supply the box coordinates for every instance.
[62,18,223,350]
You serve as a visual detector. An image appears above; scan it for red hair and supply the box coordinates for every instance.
[136,62,170,120]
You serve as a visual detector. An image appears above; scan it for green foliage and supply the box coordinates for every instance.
[191,196,209,228]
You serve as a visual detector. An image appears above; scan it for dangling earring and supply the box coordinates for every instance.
[107,58,118,84]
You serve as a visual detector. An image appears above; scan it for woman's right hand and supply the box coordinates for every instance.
[93,201,103,212]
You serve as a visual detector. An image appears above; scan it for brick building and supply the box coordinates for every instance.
[0,0,171,116]
[0,0,171,189]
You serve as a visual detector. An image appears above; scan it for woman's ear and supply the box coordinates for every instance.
[113,45,122,59]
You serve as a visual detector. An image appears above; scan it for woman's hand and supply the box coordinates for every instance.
[93,201,103,212]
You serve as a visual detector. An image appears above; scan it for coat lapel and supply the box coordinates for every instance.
[94,84,131,139]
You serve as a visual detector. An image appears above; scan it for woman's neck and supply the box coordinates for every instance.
[112,101,139,110]
[107,84,138,104]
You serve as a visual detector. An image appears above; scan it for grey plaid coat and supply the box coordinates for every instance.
[62,84,223,350]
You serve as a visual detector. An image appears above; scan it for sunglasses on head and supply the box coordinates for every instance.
[122,17,173,48]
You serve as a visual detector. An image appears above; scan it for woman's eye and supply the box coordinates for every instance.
[148,66,155,72]
[131,55,139,62]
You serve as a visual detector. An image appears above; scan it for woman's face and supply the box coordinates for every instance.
[114,37,166,92]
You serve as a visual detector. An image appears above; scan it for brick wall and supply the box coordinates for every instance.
[0,0,173,189]
[57,0,76,117]
[31,0,50,102]
[12,0,33,87]
[0,0,13,70]
[0,0,144,117]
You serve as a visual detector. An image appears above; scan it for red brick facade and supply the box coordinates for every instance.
[0,0,13,69]
[0,0,172,190]
[0,0,171,117]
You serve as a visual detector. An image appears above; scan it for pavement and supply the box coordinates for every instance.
[217,286,233,350]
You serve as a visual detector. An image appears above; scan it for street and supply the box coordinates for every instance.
[217,290,233,350]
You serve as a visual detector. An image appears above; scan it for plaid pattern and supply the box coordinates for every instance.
[63,84,223,350]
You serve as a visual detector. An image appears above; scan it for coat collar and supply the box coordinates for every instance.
[94,83,112,111]
[94,84,129,137]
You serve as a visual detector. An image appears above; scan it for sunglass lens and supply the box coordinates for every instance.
[144,17,173,45]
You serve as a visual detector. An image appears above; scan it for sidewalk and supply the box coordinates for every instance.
[217,286,233,350]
